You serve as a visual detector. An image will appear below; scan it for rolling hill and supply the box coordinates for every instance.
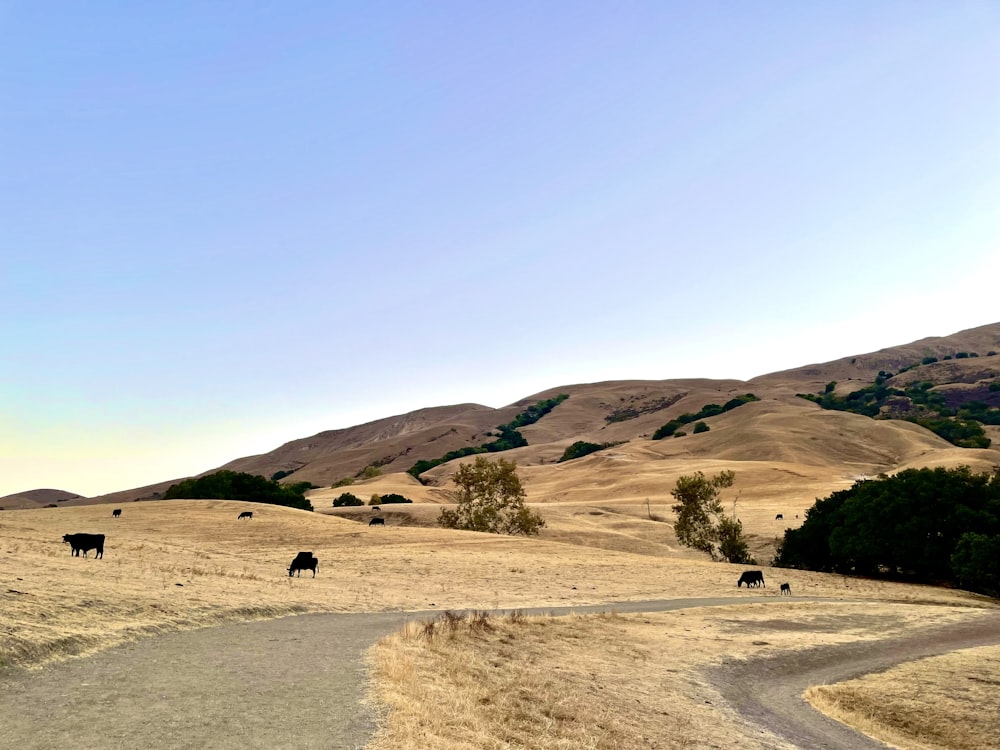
[13,321,1000,513]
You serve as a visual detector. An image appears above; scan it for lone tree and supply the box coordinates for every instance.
[671,470,753,563]
[438,456,545,535]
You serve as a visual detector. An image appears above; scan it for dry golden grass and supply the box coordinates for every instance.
[805,645,1000,750]
[1,498,985,670]
[366,603,993,750]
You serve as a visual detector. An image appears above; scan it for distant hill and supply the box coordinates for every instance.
[39,321,1000,511]
[0,488,84,510]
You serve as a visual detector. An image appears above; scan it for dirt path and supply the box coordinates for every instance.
[2,599,997,749]
[711,613,1000,749]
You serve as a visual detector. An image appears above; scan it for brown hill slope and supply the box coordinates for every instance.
[0,488,83,509]
[46,322,1000,510]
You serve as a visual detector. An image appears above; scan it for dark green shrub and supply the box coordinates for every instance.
[558,440,625,462]
[377,493,413,504]
[333,492,364,507]
[409,396,569,478]
[692,422,709,434]
[164,470,313,511]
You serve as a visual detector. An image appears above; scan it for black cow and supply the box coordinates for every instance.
[371,506,381,512]
[780,582,792,595]
[237,511,253,520]
[775,513,783,520]
[112,508,122,518]
[737,570,765,588]
[63,533,105,559]
[369,517,385,527]
[288,551,318,577]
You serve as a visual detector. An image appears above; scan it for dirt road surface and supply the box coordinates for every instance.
[2,599,997,749]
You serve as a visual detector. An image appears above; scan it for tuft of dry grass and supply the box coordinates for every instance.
[805,645,1000,750]
[365,603,994,750]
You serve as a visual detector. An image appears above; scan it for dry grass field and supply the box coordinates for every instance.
[366,603,997,749]
[2,495,997,748]
[805,645,1000,750]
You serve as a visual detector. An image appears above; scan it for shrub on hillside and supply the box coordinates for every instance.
[374,493,413,504]
[652,394,758,440]
[164,470,313,511]
[557,440,625,462]
[333,492,364,507]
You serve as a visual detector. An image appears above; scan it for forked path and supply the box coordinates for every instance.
[1,598,998,750]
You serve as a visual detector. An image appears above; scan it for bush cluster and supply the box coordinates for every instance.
[408,395,569,479]
[164,471,314,511]
[557,440,625,462]
[652,394,758,440]
[798,370,996,448]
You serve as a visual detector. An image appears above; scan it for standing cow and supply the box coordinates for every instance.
[288,551,318,577]
[369,517,385,527]
[737,570,765,588]
[63,533,105,559]
[237,511,253,520]
[112,508,122,518]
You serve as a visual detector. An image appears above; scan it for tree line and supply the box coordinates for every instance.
[408,395,569,479]
[776,466,1000,597]
[652,394,759,439]
[164,471,314,511]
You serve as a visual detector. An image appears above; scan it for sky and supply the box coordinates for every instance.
[2,2,999,498]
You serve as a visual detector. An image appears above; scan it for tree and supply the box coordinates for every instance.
[671,470,750,562]
[775,467,1000,592]
[163,470,313,511]
[333,492,363,507]
[438,456,545,535]
[358,465,383,480]
[717,515,753,564]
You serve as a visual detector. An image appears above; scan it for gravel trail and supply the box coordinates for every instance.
[2,599,996,749]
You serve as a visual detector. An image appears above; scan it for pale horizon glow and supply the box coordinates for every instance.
[3,2,999,497]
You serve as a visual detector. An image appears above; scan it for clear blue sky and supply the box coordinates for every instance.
[3,2,998,497]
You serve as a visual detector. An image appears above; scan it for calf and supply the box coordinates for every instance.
[775,513,783,520]
[63,533,105,559]
[112,508,122,518]
[737,570,765,588]
[780,582,791,595]
[369,517,385,527]
[237,511,253,520]
[288,551,318,578]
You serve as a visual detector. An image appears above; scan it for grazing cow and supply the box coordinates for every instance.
[369,517,385,527]
[780,582,791,595]
[112,508,122,518]
[371,506,381,512]
[237,511,253,520]
[775,513,783,520]
[737,570,765,588]
[288,551,318,578]
[63,533,105,559]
